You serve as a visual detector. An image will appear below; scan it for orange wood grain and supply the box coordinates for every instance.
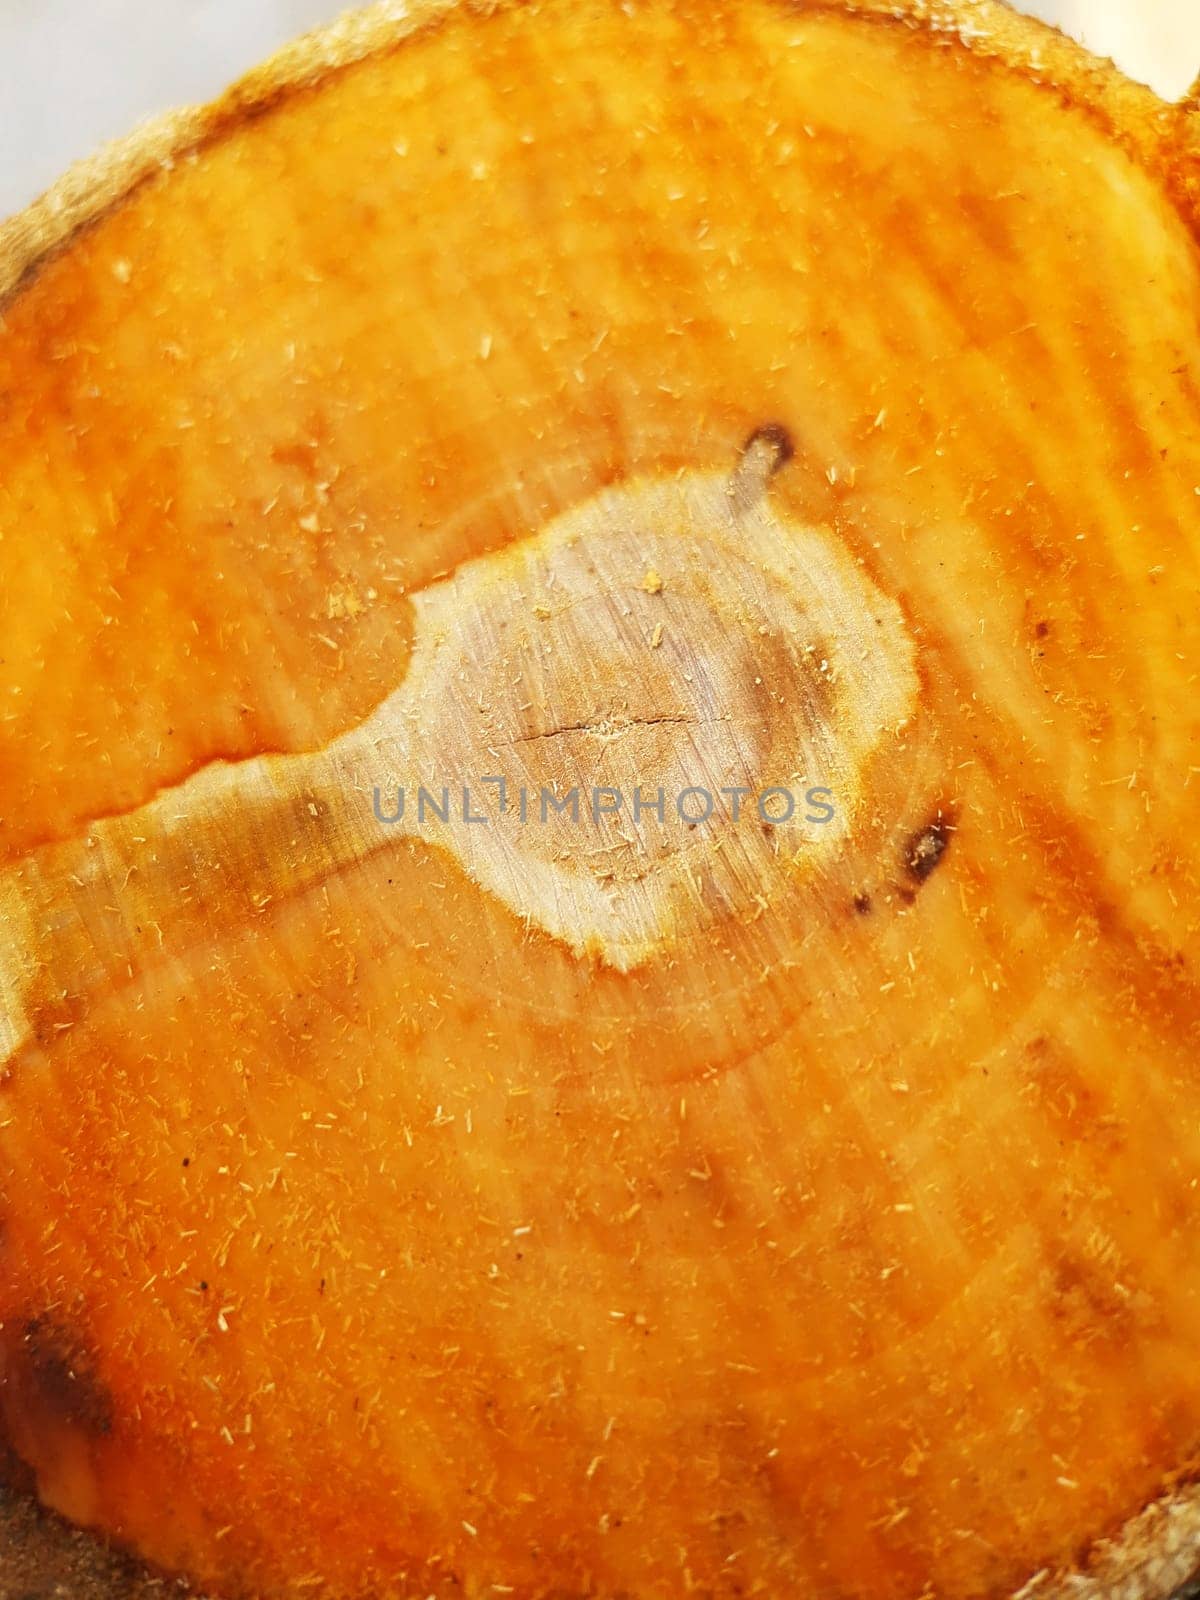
[0,3,1198,1597]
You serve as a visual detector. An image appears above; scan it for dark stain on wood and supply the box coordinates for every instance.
[2,1315,114,1440]
[904,815,953,884]
[742,421,794,475]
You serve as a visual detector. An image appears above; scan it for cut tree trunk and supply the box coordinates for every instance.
[0,1,1199,1597]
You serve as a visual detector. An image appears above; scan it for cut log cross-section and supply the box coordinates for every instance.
[0,426,917,1015]
[0,2,1199,1599]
